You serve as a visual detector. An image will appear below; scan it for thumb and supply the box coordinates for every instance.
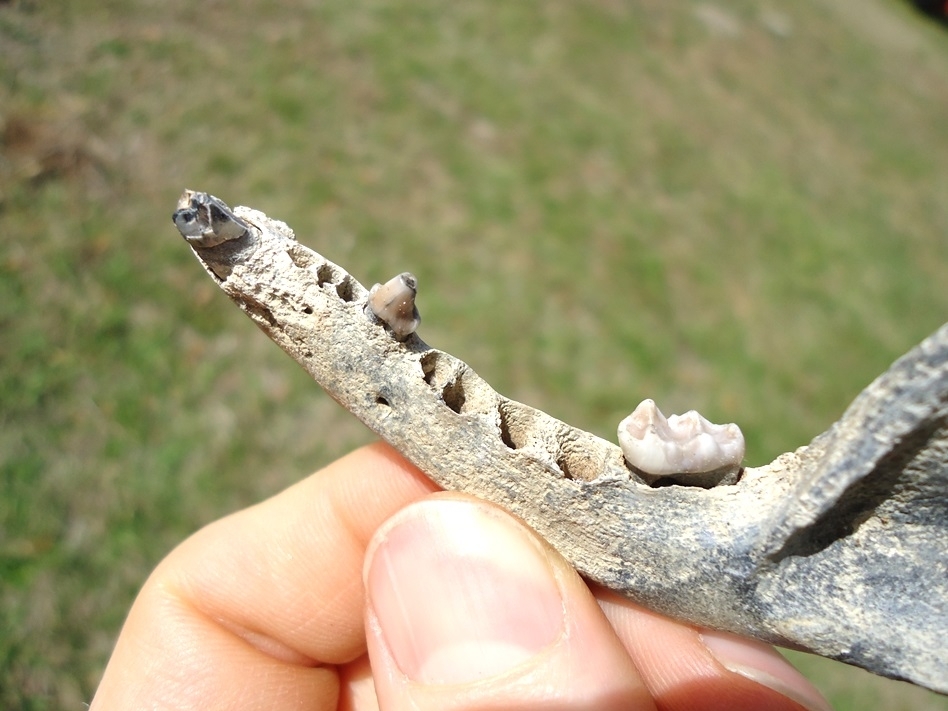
[363,494,655,711]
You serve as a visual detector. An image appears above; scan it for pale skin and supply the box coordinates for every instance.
[91,442,831,711]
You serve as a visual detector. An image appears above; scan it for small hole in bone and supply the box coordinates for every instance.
[420,350,459,392]
[335,275,356,302]
[421,351,439,385]
[419,351,495,416]
[302,306,313,315]
[375,395,391,408]
[556,452,576,480]
[287,244,317,270]
[315,263,336,287]
[498,400,532,450]
[499,407,517,449]
[442,377,466,414]
[243,301,277,327]
[556,436,614,482]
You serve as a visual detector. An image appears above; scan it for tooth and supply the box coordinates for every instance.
[618,399,745,476]
[366,272,421,340]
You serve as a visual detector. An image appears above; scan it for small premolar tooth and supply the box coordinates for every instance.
[367,272,420,340]
[171,190,250,248]
[618,399,745,476]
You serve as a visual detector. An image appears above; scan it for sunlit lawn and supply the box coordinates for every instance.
[2,1,947,707]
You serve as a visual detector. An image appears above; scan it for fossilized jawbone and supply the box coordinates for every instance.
[172,191,948,695]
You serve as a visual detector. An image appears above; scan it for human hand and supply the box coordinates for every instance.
[90,442,831,711]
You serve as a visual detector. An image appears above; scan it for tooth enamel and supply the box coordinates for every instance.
[618,399,745,476]
[366,272,421,340]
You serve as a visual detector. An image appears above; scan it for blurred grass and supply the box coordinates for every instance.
[2,0,947,707]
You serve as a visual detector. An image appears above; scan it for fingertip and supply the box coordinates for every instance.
[598,591,832,711]
[700,631,832,711]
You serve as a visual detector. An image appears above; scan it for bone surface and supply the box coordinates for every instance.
[171,191,948,695]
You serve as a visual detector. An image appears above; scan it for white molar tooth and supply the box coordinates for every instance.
[618,399,745,477]
[680,432,722,470]
[670,410,704,439]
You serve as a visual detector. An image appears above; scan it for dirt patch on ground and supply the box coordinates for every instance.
[0,105,119,205]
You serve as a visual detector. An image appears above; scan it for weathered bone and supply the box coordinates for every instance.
[172,191,948,694]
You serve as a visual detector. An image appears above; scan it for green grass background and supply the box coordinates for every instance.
[2,0,947,707]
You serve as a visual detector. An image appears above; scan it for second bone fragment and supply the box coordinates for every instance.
[618,399,746,486]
